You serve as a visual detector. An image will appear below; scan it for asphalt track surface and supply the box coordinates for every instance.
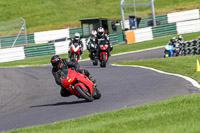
[0,47,199,131]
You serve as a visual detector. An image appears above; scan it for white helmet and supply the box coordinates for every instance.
[74,32,80,41]
[97,27,105,37]
[178,35,183,41]
[91,30,97,37]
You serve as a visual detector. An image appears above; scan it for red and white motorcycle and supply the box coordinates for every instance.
[69,43,81,62]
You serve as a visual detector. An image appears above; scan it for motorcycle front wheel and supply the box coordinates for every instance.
[71,53,78,62]
[164,51,170,58]
[93,88,101,99]
[100,54,107,67]
[75,85,93,102]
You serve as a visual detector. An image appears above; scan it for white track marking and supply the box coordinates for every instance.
[111,64,200,90]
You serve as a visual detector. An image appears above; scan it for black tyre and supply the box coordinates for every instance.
[186,48,191,55]
[100,54,106,67]
[93,59,98,66]
[93,88,101,99]
[197,48,200,54]
[181,49,186,56]
[75,85,93,102]
[71,53,77,62]
[164,51,170,58]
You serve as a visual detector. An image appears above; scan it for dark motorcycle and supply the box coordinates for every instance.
[89,43,98,66]
[97,39,110,67]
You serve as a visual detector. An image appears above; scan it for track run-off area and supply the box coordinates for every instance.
[0,46,199,131]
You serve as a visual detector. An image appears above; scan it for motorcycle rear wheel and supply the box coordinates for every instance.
[75,85,93,102]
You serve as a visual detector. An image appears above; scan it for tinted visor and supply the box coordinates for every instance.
[51,60,60,68]
[98,32,103,36]
[75,36,80,40]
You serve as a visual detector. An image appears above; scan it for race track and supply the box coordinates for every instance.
[0,47,199,131]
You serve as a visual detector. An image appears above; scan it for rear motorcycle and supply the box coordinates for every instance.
[164,44,174,58]
[97,40,110,67]
[164,43,182,58]
[60,68,101,102]
[69,43,81,62]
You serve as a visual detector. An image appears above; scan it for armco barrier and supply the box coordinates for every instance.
[139,15,168,28]
[167,9,200,23]
[34,29,69,44]
[0,33,34,49]
[134,27,153,42]
[69,27,83,38]
[176,19,200,34]
[54,40,70,55]
[0,47,25,63]
[152,23,177,37]
[27,33,35,44]
[24,43,55,58]
[0,34,26,49]
[108,33,124,44]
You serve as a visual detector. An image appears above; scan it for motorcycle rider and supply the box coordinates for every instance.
[86,30,98,58]
[168,36,177,48]
[96,27,113,59]
[68,32,84,59]
[86,30,97,50]
[51,55,96,97]
[177,35,184,44]
[96,27,113,52]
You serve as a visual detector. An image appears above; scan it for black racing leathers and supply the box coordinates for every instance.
[96,34,113,51]
[52,58,94,97]
[52,58,80,85]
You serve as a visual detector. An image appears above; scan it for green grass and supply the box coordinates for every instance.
[0,0,199,34]
[3,93,200,133]
[1,31,199,67]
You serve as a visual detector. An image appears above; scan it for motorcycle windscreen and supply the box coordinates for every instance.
[98,40,108,45]
[60,69,77,87]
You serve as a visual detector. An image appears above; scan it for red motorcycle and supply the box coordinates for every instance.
[97,40,110,67]
[60,68,101,102]
[69,43,81,62]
